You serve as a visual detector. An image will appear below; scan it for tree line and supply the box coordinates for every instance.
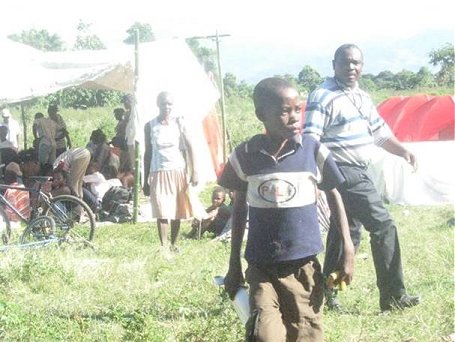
[8,22,454,108]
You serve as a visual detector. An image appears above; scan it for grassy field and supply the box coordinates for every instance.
[0,200,453,341]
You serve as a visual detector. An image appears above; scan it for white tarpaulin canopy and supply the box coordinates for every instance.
[369,141,455,205]
[0,37,220,185]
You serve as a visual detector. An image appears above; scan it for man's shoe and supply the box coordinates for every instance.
[382,294,421,311]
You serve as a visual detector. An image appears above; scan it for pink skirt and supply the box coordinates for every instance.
[149,169,193,219]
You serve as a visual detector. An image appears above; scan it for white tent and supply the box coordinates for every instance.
[0,37,220,186]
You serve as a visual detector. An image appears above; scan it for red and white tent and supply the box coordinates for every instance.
[371,95,455,205]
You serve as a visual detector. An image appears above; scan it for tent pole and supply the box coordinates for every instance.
[215,31,228,163]
[132,30,140,224]
[20,103,27,150]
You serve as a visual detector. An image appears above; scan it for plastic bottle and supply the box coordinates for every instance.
[213,276,250,325]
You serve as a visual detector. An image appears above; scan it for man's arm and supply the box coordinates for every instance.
[325,188,355,284]
[224,190,248,299]
[63,128,72,149]
[381,136,417,170]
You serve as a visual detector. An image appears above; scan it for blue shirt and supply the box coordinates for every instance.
[218,134,345,265]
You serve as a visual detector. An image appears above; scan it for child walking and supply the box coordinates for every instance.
[218,77,355,341]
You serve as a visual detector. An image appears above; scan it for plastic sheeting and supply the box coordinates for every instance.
[369,141,455,205]
[0,37,221,185]
[378,95,455,142]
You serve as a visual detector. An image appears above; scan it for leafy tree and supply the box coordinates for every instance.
[74,21,106,50]
[223,73,238,97]
[414,67,435,88]
[8,28,64,51]
[374,70,395,89]
[393,69,416,90]
[186,38,217,74]
[123,22,155,44]
[297,65,323,93]
[429,43,454,86]
[359,73,377,92]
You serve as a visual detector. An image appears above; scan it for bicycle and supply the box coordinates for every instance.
[0,176,96,248]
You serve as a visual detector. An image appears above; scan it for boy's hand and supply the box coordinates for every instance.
[339,243,355,285]
[224,266,245,300]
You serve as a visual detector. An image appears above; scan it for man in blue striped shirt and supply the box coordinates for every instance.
[303,44,421,312]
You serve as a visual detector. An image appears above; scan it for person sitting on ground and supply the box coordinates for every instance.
[102,164,123,188]
[50,168,72,197]
[3,162,30,222]
[83,161,111,205]
[189,187,231,238]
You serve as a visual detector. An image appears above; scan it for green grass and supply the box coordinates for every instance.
[0,203,453,341]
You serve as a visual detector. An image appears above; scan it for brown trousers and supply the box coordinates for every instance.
[245,257,324,342]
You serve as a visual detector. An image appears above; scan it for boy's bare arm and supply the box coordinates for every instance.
[325,188,355,284]
[224,190,248,299]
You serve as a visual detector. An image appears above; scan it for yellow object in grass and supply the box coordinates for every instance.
[327,271,347,291]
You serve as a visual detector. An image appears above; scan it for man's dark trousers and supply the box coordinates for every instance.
[323,164,406,308]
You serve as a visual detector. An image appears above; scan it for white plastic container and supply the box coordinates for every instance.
[213,276,250,325]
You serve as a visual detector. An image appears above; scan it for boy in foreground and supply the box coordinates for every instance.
[218,77,354,341]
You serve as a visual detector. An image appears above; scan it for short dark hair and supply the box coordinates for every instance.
[334,44,363,61]
[253,77,293,112]
[156,91,172,104]
[48,104,59,114]
[113,108,125,116]
[212,186,226,197]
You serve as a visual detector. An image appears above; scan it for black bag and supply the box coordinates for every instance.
[101,186,131,212]
[100,186,132,223]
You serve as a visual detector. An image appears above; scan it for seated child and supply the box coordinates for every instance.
[189,187,231,238]
[51,168,71,197]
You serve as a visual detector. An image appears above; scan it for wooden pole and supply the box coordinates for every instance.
[132,30,140,223]
[215,31,228,163]
[20,103,27,150]
[187,33,230,162]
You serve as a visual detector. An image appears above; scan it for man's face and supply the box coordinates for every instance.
[333,47,363,88]
[258,87,302,141]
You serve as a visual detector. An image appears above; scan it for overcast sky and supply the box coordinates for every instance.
[2,0,453,82]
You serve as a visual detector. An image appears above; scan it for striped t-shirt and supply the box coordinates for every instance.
[303,77,393,167]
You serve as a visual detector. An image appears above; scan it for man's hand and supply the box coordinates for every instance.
[224,266,245,300]
[403,151,418,171]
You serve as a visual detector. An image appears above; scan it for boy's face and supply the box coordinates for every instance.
[257,87,302,141]
[52,173,65,187]
[211,191,225,207]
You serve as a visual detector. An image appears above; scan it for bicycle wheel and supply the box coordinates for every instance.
[20,216,56,245]
[44,195,96,242]
[0,206,12,245]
